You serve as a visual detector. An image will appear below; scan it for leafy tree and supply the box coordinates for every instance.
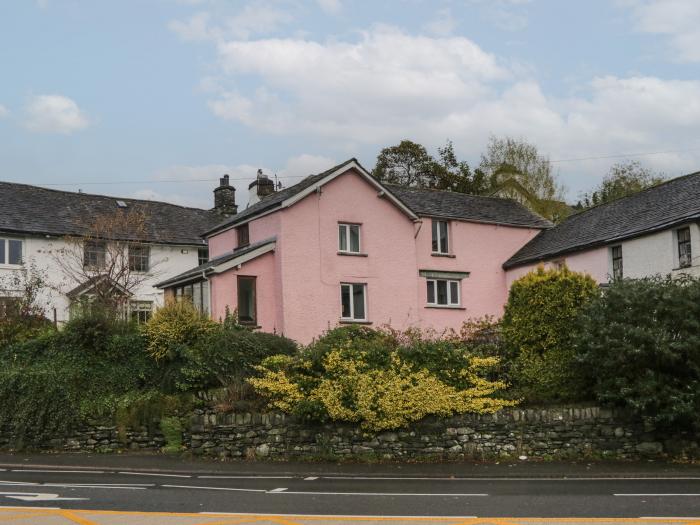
[372,139,489,194]
[479,136,570,222]
[372,140,437,187]
[575,276,700,430]
[576,160,665,209]
[501,266,599,403]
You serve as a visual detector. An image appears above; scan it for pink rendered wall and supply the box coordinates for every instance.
[208,213,281,258]
[277,170,420,343]
[208,251,281,332]
[415,220,542,329]
[504,245,610,287]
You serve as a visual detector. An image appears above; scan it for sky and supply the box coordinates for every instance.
[2,0,700,209]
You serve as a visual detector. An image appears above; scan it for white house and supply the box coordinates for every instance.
[0,177,236,324]
[504,170,700,284]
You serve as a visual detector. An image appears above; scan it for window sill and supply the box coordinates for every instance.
[0,264,23,269]
[425,305,466,310]
[431,253,456,258]
[337,251,368,257]
[672,266,695,271]
[240,323,261,329]
[339,319,373,325]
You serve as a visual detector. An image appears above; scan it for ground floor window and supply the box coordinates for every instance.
[426,279,460,307]
[340,283,366,321]
[0,297,19,318]
[173,281,210,315]
[237,276,257,325]
[129,301,153,324]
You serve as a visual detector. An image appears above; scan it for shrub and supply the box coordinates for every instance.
[501,266,598,403]
[249,326,514,432]
[575,275,700,430]
[178,317,297,394]
[143,299,216,360]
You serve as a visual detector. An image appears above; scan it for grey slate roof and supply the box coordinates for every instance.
[504,171,700,269]
[386,185,552,229]
[0,181,222,245]
[204,159,359,236]
[204,157,551,235]
[156,237,276,287]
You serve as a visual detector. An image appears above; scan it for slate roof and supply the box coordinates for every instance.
[504,171,700,269]
[156,237,277,287]
[386,185,552,229]
[0,181,222,245]
[204,158,551,236]
[204,159,359,236]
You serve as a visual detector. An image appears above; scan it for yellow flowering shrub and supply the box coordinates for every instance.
[143,299,216,360]
[249,326,515,432]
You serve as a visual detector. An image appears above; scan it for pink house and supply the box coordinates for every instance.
[158,159,550,344]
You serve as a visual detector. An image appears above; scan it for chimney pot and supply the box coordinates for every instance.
[214,174,237,216]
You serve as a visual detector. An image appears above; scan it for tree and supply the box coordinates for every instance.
[577,160,665,209]
[479,136,569,222]
[372,139,489,194]
[372,140,436,187]
[51,208,162,314]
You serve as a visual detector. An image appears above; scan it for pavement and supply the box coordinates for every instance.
[0,453,698,524]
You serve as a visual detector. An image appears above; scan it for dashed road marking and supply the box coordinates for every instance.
[304,477,319,481]
[269,488,288,493]
[119,471,191,478]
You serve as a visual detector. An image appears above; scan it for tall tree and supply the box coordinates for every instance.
[479,136,569,222]
[577,160,665,209]
[372,139,489,194]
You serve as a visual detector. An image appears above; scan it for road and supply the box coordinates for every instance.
[0,465,699,524]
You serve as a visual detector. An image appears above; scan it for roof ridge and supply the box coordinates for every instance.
[568,170,700,218]
[0,180,215,214]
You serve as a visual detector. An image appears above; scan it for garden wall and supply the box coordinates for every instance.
[2,404,698,460]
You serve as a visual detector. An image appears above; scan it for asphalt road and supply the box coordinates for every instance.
[0,466,699,519]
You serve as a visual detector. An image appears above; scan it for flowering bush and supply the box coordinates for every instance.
[143,299,216,360]
[249,326,514,432]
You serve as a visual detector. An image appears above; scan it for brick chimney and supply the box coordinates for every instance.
[213,174,237,216]
[248,169,275,207]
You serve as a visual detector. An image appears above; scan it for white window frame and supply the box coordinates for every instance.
[610,245,623,280]
[426,278,461,307]
[677,227,692,269]
[0,237,24,267]
[340,282,367,321]
[338,223,361,254]
[431,219,449,254]
[129,300,153,324]
[128,243,150,273]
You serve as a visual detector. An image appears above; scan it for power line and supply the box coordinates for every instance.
[551,145,700,163]
[33,174,309,187]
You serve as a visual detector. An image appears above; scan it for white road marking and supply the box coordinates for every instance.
[0,481,39,486]
[197,475,294,479]
[272,491,488,497]
[304,476,319,481]
[0,492,87,502]
[325,475,700,481]
[200,512,478,518]
[11,469,105,474]
[119,471,191,478]
[616,493,700,496]
[163,484,267,493]
[269,487,288,493]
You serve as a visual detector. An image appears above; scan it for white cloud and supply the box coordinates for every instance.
[423,8,457,37]
[626,0,700,62]
[317,0,342,15]
[179,19,700,196]
[0,104,8,118]
[169,4,293,42]
[24,95,89,134]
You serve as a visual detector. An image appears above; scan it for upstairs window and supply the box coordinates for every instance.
[83,240,106,269]
[678,227,692,268]
[128,244,150,273]
[431,220,449,254]
[237,224,250,248]
[237,276,256,325]
[340,283,366,321]
[426,279,460,307]
[198,247,209,266]
[611,245,623,280]
[338,223,361,253]
[0,239,23,265]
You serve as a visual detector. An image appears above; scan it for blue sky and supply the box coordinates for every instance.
[2,0,700,209]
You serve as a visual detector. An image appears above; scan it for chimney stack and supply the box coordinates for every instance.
[248,169,275,207]
[213,174,237,216]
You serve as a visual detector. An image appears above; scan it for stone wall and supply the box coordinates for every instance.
[4,405,698,460]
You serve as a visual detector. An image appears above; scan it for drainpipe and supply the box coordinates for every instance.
[201,270,211,318]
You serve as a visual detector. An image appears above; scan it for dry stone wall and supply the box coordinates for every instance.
[3,405,698,460]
